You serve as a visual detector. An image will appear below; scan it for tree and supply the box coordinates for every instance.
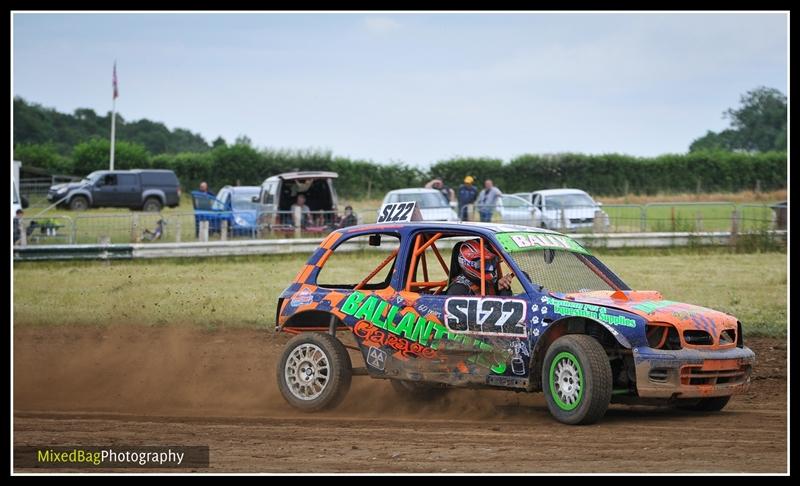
[690,87,787,153]
[72,139,151,175]
[211,136,227,148]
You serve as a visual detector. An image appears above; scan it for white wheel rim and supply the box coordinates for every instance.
[284,343,330,401]
[554,359,581,405]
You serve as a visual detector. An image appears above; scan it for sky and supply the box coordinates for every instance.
[12,12,788,167]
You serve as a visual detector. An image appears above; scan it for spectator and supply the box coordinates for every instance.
[425,178,455,204]
[198,181,215,197]
[476,179,502,223]
[291,194,312,228]
[338,206,358,228]
[457,176,478,221]
[13,209,23,245]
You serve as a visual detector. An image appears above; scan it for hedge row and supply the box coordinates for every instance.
[14,139,787,198]
[430,152,787,196]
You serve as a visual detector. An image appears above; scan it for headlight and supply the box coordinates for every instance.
[56,187,68,194]
[234,215,247,226]
[646,322,682,350]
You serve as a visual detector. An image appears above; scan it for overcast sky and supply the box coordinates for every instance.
[12,12,788,167]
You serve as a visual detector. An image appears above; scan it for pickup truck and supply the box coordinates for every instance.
[48,169,181,211]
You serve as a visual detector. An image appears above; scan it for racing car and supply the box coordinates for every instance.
[274,204,755,424]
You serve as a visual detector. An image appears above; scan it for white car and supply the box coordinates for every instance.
[495,194,541,227]
[380,188,459,222]
[513,188,609,231]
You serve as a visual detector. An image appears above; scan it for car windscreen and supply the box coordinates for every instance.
[230,190,261,210]
[545,193,595,209]
[389,192,448,208]
[496,232,628,293]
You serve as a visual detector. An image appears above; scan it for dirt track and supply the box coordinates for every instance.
[13,326,787,473]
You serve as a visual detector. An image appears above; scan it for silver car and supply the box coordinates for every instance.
[495,194,541,226]
[514,189,609,231]
[380,188,459,222]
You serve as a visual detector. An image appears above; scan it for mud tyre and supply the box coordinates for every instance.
[277,333,352,412]
[542,334,613,425]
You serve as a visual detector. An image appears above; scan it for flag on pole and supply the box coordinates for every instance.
[113,62,119,99]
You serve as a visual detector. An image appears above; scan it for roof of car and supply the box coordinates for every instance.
[219,185,261,192]
[532,188,592,196]
[264,171,338,182]
[386,188,442,194]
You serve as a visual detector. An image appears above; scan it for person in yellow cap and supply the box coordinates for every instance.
[457,175,478,221]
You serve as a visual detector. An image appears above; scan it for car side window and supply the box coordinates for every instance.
[117,174,138,186]
[100,174,118,187]
[316,233,401,290]
[533,194,542,209]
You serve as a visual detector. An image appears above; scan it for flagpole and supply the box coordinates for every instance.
[110,61,117,171]
[109,95,116,171]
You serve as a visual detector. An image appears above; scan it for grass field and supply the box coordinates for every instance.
[13,248,787,336]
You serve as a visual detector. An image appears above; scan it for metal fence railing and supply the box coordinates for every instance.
[12,202,784,247]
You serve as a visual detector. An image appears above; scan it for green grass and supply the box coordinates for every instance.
[13,250,786,336]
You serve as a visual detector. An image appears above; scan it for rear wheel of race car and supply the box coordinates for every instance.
[542,334,612,425]
[277,333,352,412]
[390,379,449,401]
[675,396,731,412]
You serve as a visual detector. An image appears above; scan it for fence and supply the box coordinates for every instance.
[12,202,785,247]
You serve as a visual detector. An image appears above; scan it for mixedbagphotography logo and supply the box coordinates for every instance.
[14,446,210,469]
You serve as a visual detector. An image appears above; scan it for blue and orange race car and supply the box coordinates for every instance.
[274,212,755,424]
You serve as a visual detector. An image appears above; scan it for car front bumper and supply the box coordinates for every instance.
[633,345,755,399]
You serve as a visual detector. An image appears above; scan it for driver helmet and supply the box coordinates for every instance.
[458,239,499,283]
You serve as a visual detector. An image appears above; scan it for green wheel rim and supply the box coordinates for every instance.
[549,351,584,411]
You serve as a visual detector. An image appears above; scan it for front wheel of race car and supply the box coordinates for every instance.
[277,333,352,412]
[542,334,613,425]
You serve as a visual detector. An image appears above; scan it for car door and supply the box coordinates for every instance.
[116,173,141,207]
[397,230,533,386]
[92,174,119,207]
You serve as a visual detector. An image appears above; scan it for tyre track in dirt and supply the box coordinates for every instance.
[13,326,787,473]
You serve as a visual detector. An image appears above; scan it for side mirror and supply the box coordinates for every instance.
[368,234,381,247]
[252,196,260,203]
[21,195,29,209]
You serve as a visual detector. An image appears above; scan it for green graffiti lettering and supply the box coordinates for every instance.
[370,301,389,329]
[353,296,378,321]
[341,292,365,315]
[394,312,417,338]
[384,305,400,332]
[410,318,434,346]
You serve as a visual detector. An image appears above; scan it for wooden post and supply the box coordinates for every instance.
[131,213,140,243]
[200,220,209,242]
[220,220,228,241]
[560,209,568,231]
[640,205,647,232]
[730,209,739,245]
[175,219,182,242]
[593,210,604,233]
[671,206,676,232]
[695,211,703,232]
[18,219,27,247]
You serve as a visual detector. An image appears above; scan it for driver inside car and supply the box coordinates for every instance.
[446,239,514,296]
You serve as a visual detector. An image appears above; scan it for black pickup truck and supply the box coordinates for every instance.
[48,169,181,212]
